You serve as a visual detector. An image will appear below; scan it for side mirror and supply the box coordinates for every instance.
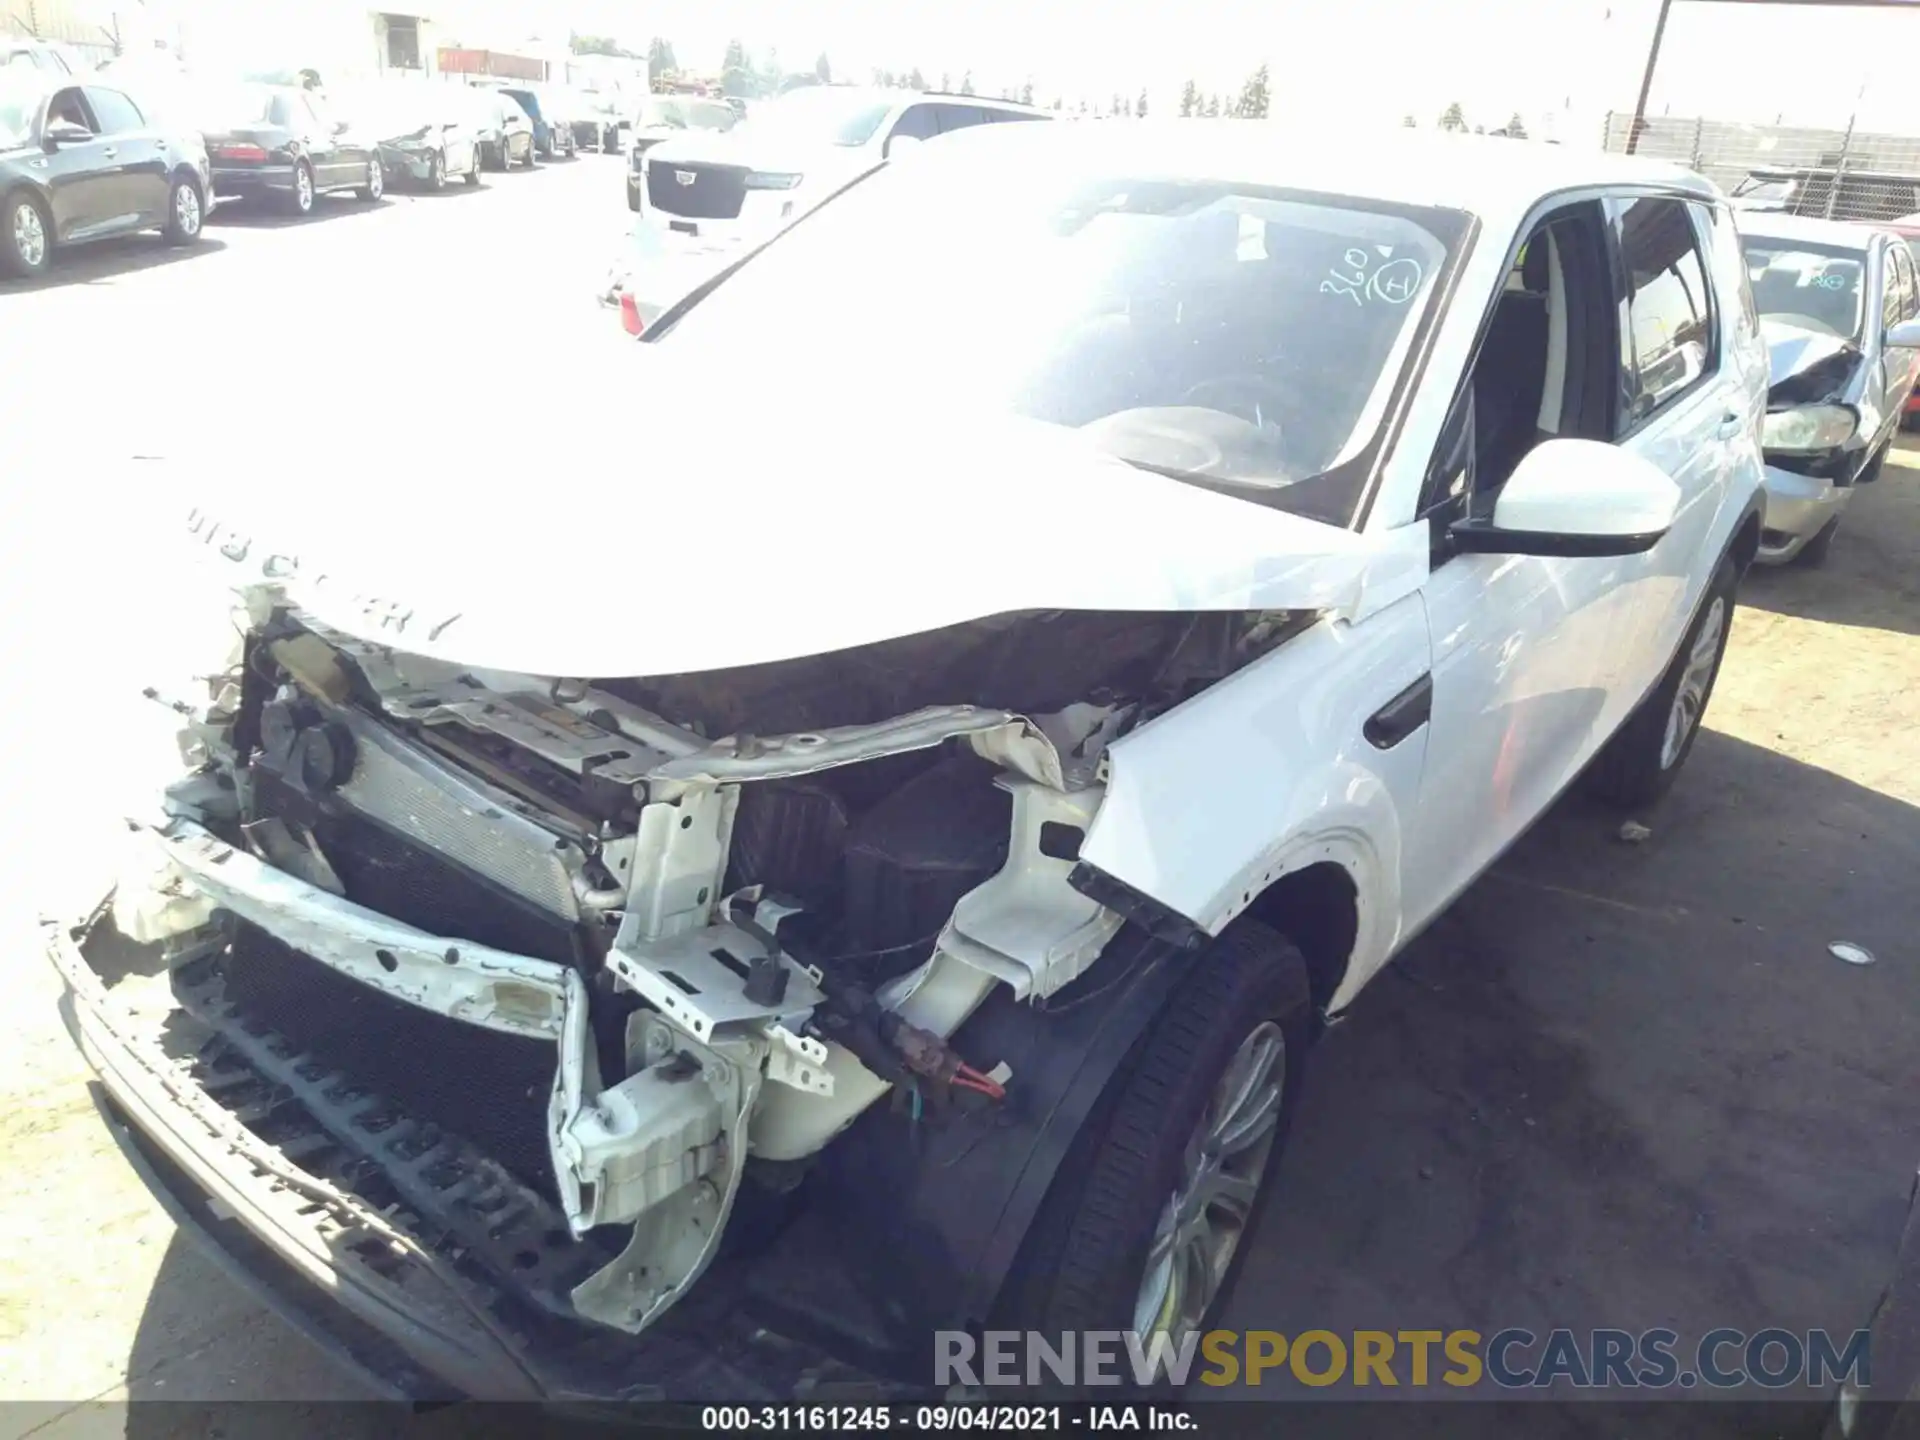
[884,133,924,160]
[43,119,92,149]
[331,119,348,135]
[1886,317,1920,349]
[1448,438,1681,558]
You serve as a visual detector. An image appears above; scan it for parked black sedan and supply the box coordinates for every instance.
[201,82,382,217]
[0,70,211,279]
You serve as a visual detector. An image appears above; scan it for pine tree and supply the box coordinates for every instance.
[1137,88,1149,118]
[1438,101,1465,132]
[1020,80,1034,105]
[814,52,831,83]
[1401,113,1417,128]
[1505,112,1528,139]
[1204,94,1221,118]
[1179,80,1198,118]
[1235,63,1270,121]
[906,67,926,90]
[959,71,975,95]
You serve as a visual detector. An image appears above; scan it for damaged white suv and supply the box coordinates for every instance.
[51,123,1768,1401]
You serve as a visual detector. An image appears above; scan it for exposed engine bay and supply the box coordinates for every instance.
[119,590,1303,1338]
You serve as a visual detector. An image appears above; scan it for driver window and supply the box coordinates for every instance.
[46,87,94,132]
[1422,202,1619,522]
[888,105,940,144]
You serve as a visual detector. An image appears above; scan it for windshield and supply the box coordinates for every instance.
[1740,237,1866,339]
[201,83,280,131]
[652,139,1465,523]
[748,87,893,147]
[640,97,735,132]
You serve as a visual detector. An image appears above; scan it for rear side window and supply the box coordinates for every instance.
[990,109,1049,124]
[85,87,144,134]
[1610,196,1718,431]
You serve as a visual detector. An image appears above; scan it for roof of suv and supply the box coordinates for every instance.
[804,85,1050,120]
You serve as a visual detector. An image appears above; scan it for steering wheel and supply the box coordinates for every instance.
[1178,374,1297,433]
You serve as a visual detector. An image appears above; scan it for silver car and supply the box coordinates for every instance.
[1737,212,1920,565]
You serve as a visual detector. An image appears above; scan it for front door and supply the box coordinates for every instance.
[37,86,118,240]
[1398,197,1716,935]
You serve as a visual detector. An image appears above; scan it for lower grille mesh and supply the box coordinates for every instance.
[221,922,560,1199]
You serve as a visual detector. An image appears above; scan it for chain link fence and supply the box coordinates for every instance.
[1603,111,1920,225]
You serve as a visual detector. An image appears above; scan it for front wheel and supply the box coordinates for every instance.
[1002,921,1312,1384]
[355,156,384,202]
[1,191,51,277]
[426,150,445,191]
[465,148,483,186]
[1586,553,1738,809]
[162,176,203,245]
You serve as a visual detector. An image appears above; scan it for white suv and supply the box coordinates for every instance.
[633,84,1051,259]
[56,123,1768,1400]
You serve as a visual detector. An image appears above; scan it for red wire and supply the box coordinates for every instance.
[953,1066,1006,1101]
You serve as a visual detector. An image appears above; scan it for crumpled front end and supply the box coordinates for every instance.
[51,556,1308,1381]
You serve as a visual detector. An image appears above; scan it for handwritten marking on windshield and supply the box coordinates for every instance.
[1321,247,1372,307]
[1368,257,1424,305]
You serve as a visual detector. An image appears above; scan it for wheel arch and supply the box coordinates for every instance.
[1244,859,1360,1015]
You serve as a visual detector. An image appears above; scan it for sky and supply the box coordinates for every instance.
[98,0,1920,140]
[556,0,1920,137]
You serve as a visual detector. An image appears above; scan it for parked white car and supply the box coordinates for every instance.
[52,123,1768,1401]
[630,84,1050,259]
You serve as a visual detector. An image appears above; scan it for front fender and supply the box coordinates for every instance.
[1079,594,1431,1000]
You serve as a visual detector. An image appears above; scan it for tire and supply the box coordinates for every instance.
[287,160,315,216]
[1794,515,1839,568]
[426,150,445,191]
[626,180,641,213]
[466,148,483,186]
[1,190,50,278]
[1585,553,1738,809]
[355,156,384,202]
[1000,921,1313,1390]
[162,175,204,245]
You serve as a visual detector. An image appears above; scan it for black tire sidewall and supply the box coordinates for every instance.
[1587,553,1738,806]
[293,162,313,214]
[1001,921,1314,1390]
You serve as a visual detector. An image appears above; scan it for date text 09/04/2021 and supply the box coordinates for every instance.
[699,1406,1194,1432]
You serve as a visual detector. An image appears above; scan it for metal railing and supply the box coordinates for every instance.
[1604,111,1920,224]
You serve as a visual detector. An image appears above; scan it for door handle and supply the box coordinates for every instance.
[1716,409,1746,439]
[101,146,118,158]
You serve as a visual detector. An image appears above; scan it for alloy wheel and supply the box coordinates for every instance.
[295,165,313,212]
[368,158,384,200]
[1132,1021,1285,1338]
[174,182,201,236]
[13,200,46,269]
[1660,596,1726,770]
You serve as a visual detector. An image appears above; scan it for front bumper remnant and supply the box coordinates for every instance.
[46,906,905,1402]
